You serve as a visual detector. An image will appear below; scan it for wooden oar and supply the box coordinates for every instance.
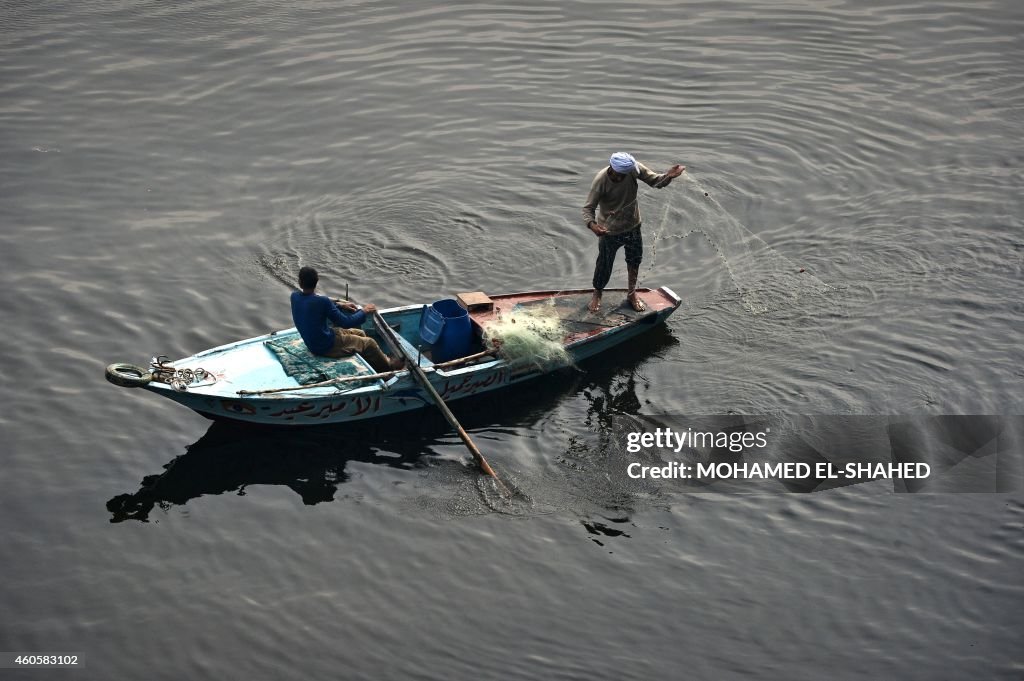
[370,311,502,481]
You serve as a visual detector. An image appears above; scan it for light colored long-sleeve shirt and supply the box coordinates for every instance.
[582,162,672,235]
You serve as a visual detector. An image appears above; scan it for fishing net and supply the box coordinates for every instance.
[645,174,837,314]
[483,305,573,371]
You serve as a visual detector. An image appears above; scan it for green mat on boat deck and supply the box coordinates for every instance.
[264,335,375,387]
[512,293,642,334]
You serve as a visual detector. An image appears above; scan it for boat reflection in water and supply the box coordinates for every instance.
[106,418,422,522]
[107,325,679,523]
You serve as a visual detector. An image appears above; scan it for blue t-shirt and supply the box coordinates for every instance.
[290,291,367,355]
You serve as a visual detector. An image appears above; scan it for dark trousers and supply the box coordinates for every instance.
[592,225,643,290]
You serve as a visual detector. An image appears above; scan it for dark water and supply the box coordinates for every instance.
[2,1,1022,678]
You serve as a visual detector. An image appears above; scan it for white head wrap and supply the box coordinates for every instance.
[609,152,636,174]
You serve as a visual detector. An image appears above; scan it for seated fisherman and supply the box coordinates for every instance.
[290,266,403,372]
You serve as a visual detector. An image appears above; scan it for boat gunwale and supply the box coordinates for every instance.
[145,287,681,399]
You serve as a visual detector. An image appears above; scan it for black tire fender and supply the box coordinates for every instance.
[105,363,153,388]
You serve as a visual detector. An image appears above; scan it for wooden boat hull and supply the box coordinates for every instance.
[132,287,681,425]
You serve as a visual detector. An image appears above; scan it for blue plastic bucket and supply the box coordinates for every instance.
[419,299,472,362]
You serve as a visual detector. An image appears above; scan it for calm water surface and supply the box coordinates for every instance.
[1,1,1022,679]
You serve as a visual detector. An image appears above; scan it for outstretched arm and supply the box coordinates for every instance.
[640,162,686,188]
[664,163,685,180]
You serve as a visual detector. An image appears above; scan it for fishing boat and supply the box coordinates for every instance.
[105,287,681,426]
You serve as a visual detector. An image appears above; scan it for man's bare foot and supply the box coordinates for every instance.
[588,291,602,313]
[627,292,647,312]
[388,357,406,371]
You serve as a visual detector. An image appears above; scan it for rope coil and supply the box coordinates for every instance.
[150,356,214,392]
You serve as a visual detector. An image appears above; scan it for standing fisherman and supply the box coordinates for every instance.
[583,152,685,312]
